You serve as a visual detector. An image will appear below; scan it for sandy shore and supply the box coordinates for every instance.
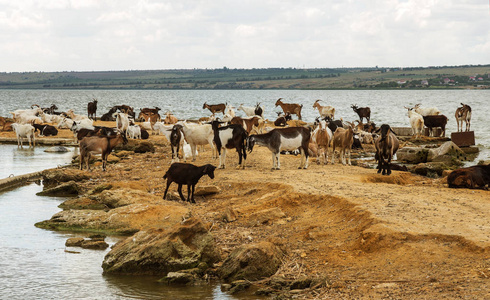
[2,122,489,298]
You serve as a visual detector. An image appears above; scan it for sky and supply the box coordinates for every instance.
[0,0,488,72]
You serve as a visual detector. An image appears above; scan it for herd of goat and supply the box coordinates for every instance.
[2,98,483,197]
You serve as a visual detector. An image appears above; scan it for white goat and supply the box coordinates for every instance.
[127,125,142,139]
[413,103,440,116]
[313,100,335,119]
[237,104,255,117]
[405,107,424,137]
[12,123,35,148]
[114,112,130,133]
[181,122,216,161]
[57,117,74,129]
[153,122,174,140]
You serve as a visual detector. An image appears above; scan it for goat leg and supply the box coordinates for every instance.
[177,184,185,202]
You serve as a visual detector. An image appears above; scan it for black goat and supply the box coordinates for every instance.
[254,103,263,117]
[170,124,184,163]
[211,121,248,169]
[42,104,59,115]
[32,124,58,136]
[274,112,292,127]
[163,163,217,203]
[423,115,448,137]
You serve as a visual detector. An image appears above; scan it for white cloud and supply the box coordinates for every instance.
[0,0,488,71]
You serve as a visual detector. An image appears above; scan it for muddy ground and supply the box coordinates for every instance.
[2,122,489,299]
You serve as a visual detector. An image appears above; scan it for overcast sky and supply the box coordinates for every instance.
[0,0,488,72]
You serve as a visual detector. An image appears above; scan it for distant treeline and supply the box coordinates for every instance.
[0,65,489,90]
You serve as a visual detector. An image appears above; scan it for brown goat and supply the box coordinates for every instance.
[455,103,471,132]
[374,124,399,175]
[331,125,353,165]
[351,104,371,123]
[203,102,226,115]
[79,131,128,171]
[230,116,262,133]
[164,111,178,124]
[275,98,303,120]
[312,120,330,165]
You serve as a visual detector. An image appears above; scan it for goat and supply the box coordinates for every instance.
[114,112,130,135]
[248,127,310,170]
[455,103,472,132]
[414,103,440,116]
[127,125,142,139]
[203,102,226,115]
[162,163,216,203]
[140,107,161,116]
[351,104,371,122]
[405,107,424,137]
[254,103,264,118]
[100,107,117,121]
[71,119,96,142]
[311,119,331,165]
[374,124,400,176]
[211,121,248,169]
[113,105,135,118]
[237,104,256,117]
[11,123,36,148]
[138,111,161,123]
[230,116,262,134]
[42,104,58,115]
[275,98,303,120]
[313,100,335,119]
[164,111,178,124]
[423,115,448,137]
[63,109,89,121]
[274,112,292,127]
[87,99,98,120]
[79,131,128,171]
[447,165,490,190]
[181,122,216,161]
[32,124,58,137]
[331,125,354,165]
[323,117,345,133]
[153,122,174,139]
[170,124,185,163]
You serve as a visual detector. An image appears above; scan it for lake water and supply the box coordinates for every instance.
[1,89,488,160]
[0,89,488,299]
[0,145,254,299]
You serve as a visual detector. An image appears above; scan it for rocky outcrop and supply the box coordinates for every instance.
[36,180,80,196]
[35,199,190,235]
[102,217,220,275]
[218,242,284,282]
[41,169,90,189]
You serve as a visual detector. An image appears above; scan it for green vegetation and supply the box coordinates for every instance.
[0,65,489,90]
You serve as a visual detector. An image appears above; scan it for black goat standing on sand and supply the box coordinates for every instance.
[374,124,399,176]
[163,163,216,203]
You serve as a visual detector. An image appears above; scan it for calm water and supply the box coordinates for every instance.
[1,89,488,160]
[0,145,249,299]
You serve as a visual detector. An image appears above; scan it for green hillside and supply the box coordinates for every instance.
[0,65,489,89]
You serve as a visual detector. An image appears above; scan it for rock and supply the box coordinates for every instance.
[58,197,107,210]
[427,141,467,162]
[65,237,85,247]
[35,201,189,235]
[248,207,286,226]
[41,169,90,189]
[160,272,196,285]
[229,280,251,294]
[219,242,284,282]
[194,185,221,196]
[88,234,107,241]
[44,146,70,153]
[413,163,450,177]
[36,180,80,196]
[96,188,160,208]
[102,217,220,275]
[396,147,428,164]
[81,240,109,250]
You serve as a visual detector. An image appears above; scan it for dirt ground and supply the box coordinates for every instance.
[3,121,489,298]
